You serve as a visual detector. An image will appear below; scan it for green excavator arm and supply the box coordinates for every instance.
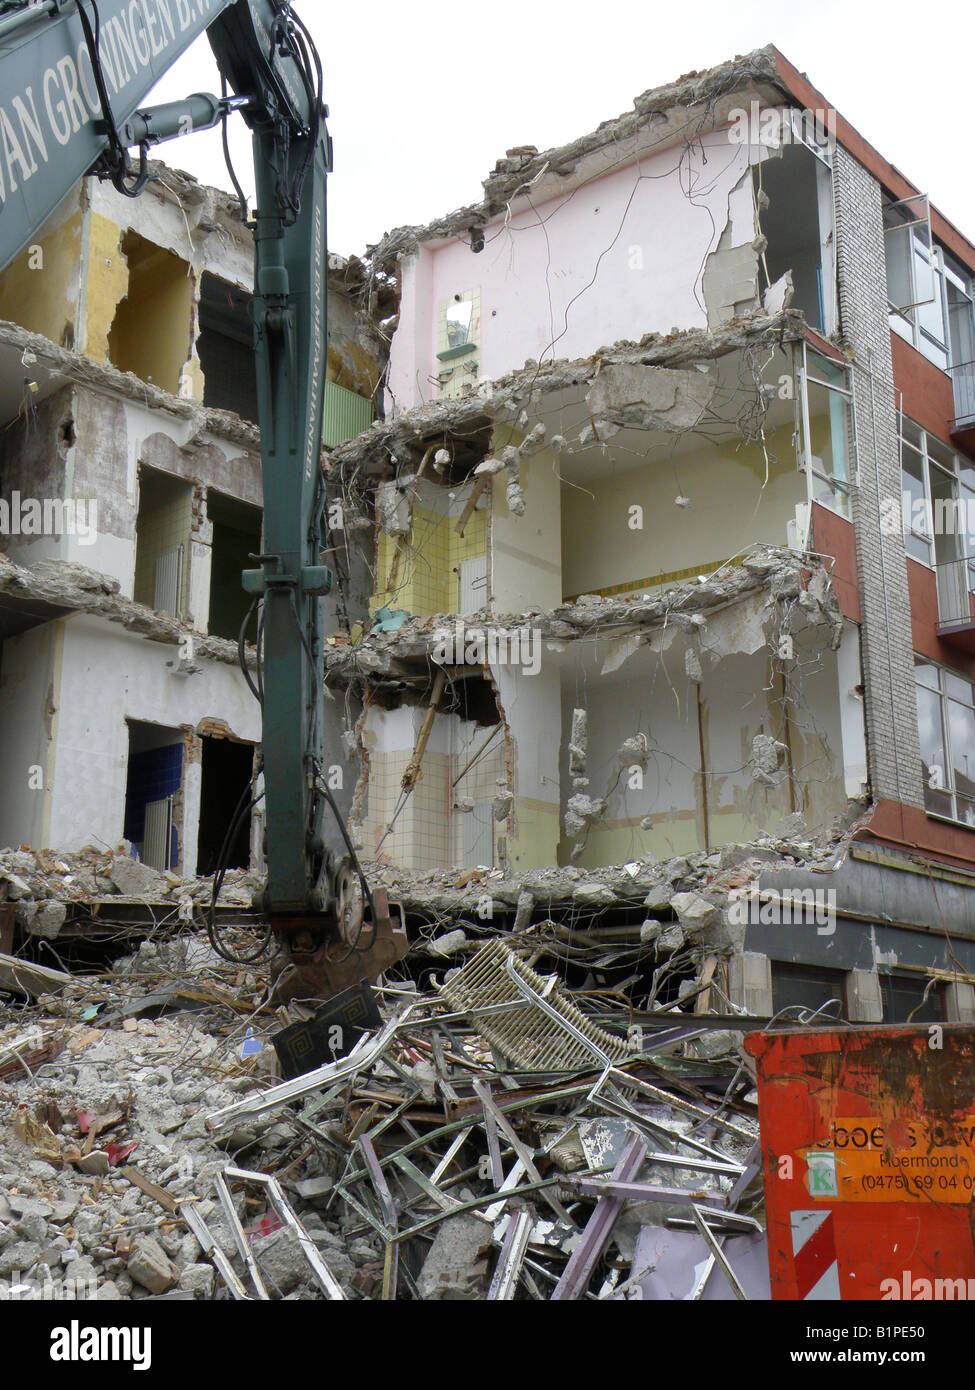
[0,0,407,996]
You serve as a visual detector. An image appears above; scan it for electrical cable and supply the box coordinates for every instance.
[220,73,249,221]
[75,0,149,197]
[237,597,264,706]
[206,784,271,965]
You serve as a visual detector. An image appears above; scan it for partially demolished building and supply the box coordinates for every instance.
[3,44,975,1032]
[326,46,975,1026]
[0,163,385,879]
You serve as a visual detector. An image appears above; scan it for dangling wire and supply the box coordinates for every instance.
[75,0,150,197]
[220,74,249,222]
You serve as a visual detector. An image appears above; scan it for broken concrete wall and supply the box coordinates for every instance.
[357,700,506,871]
[551,584,859,868]
[20,614,261,869]
[0,185,85,350]
[386,128,762,410]
[488,661,561,873]
[372,473,489,619]
[0,166,387,429]
[0,385,77,568]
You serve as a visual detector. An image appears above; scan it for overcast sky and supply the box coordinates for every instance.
[144,0,972,259]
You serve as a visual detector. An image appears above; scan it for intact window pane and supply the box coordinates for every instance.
[948,281,975,368]
[917,682,952,816]
[906,532,932,563]
[901,417,924,449]
[929,462,963,565]
[914,658,940,691]
[919,336,949,371]
[944,671,973,703]
[947,699,975,803]
[881,974,945,1024]
[926,433,956,471]
[885,224,913,310]
[771,963,846,1018]
[916,255,945,342]
[902,444,926,531]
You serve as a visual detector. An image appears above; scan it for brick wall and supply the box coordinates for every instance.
[832,145,923,808]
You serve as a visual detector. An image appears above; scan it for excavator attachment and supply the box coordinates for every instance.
[270,885,409,1005]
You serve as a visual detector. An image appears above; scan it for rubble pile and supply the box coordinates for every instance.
[0,848,262,939]
[1,927,767,1301]
[364,818,856,944]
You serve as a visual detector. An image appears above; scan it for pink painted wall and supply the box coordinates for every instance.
[388,129,757,410]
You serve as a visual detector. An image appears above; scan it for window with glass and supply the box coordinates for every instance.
[803,348,855,516]
[885,196,975,376]
[915,657,975,826]
[899,419,975,572]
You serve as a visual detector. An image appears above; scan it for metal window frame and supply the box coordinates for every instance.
[798,343,858,521]
[915,656,975,826]
[883,194,936,315]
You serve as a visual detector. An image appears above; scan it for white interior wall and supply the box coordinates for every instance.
[388,129,759,408]
[490,442,563,613]
[561,427,804,598]
[0,622,59,850]
[46,615,260,863]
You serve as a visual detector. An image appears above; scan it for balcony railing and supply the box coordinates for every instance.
[935,555,975,630]
[950,359,975,429]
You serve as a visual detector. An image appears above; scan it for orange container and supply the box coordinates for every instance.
[745,1024,975,1301]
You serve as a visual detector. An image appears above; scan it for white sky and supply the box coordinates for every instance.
[143,0,973,259]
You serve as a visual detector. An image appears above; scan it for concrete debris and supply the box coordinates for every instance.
[572,881,617,907]
[763,269,794,315]
[617,734,649,769]
[670,892,721,937]
[25,901,67,939]
[492,788,514,821]
[505,480,526,516]
[513,890,534,933]
[564,795,606,837]
[750,733,789,784]
[417,1215,491,1300]
[474,456,505,476]
[0,846,262,918]
[331,316,805,482]
[427,929,468,957]
[586,362,716,432]
[127,1236,178,1294]
[568,709,588,776]
[0,552,250,669]
[322,545,837,693]
[109,859,169,900]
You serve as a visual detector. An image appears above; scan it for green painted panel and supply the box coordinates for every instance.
[323,381,373,447]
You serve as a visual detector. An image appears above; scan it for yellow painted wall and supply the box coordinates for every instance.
[561,422,804,599]
[0,211,83,348]
[507,798,560,873]
[373,489,487,618]
[83,212,129,364]
[107,232,194,395]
